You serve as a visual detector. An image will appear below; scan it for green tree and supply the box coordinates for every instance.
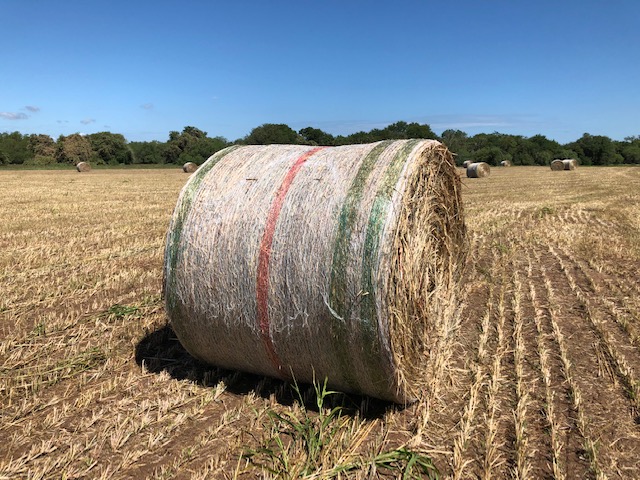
[621,144,640,164]
[475,146,509,166]
[28,134,56,158]
[55,133,93,165]
[618,136,640,164]
[129,141,167,164]
[25,132,57,164]
[405,122,438,139]
[179,136,228,164]
[0,131,30,164]
[378,121,437,139]
[556,148,580,160]
[570,133,619,165]
[87,132,132,165]
[534,150,553,166]
[243,124,301,145]
[441,129,471,164]
[298,127,335,146]
[165,127,228,164]
[339,131,373,145]
[528,134,561,154]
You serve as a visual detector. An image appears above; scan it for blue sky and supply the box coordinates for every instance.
[2,0,639,144]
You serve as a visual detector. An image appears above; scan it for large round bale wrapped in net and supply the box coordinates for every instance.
[550,159,565,171]
[75,162,91,172]
[163,140,467,403]
[563,158,577,170]
[466,162,490,178]
[500,160,511,167]
[462,160,472,168]
[182,162,198,173]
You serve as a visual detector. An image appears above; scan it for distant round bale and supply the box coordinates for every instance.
[75,162,91,172]
[466,162,490,178]
[462,160,472,168]
[164,140,467,404]
[550,159,565,171]
[500,160,512,167]
[182,162,198,173]
[563,159,577,170]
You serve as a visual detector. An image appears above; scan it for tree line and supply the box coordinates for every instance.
[1,121,639,167]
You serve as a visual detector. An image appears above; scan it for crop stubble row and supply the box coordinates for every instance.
[0,166,639,478]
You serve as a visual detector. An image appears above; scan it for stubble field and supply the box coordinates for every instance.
[1,164,639,479]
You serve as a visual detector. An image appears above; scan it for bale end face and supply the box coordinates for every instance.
[182,162,198,173]
[466,162,490,178]
[550,159,565,171]
[75,162,91,172]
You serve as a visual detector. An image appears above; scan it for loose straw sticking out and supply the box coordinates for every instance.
[163,140,466,404]
[182,162,198,173]
[550,159,565,171]
[75,162,91,172]
[466,162,490,178]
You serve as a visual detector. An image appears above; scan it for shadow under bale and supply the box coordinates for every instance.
[134,323,395,418]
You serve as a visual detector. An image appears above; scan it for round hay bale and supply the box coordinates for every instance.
[182,162,198,173]
[462,160,472,168]
[500,160,512,167]
[550,159,565,171]
[466,162,490,178]
[563,158,577,170]
[164,140,467,403]
[75,162,91,172]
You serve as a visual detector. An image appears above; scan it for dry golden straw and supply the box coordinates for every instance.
[75,162,91,172]
[163,140,466,403]
[550,159,565,171]
[182,162,198,173]
[466,162,490,178]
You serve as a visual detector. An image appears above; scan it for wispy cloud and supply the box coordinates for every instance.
[140,103,154,110]
[80,118,96,125]
[25,105,40,113]
[0,112,28,120]
[57,120,69,124]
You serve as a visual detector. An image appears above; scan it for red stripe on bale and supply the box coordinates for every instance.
[257,147,326,378]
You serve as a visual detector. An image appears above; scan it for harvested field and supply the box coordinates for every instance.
[1,166,639,479]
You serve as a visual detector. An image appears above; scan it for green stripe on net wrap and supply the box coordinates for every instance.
[360,139,422,398]
[164,146,240,318]
[328,140,420,398]
[328,141,393,392]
